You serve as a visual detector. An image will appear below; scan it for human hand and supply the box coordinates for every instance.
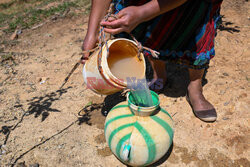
[100,6,143,35]
[81,34,98,64]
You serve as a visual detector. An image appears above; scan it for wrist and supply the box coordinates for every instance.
[138,5,156,23]
[137,6,148,23]
[137,0,161,22]
[85,30,98,41]
[87,24,100,37]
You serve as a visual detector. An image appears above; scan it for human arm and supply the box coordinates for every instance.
[81,0,112,63]
[100,0,188,34]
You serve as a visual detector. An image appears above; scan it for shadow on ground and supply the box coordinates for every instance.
[125,143,174,167]
[77,92,126,127]
[26,86,72,121]
[147,61,208,98]
[0,87,72,162]
[218,15,240,34]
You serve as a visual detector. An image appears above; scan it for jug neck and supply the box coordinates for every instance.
[127,91,160,117]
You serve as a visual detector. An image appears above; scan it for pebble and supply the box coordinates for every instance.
[224,101,230,106]
[58,144,64,149]
[223,72,229,76]
[222,117,229,120]
[45,33,53,37]
[39,77,48,84]
[29,163,39,167]
[38,137,44,142]
[219,90,226,95]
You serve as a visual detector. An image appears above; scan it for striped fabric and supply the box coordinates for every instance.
[104,101,174,166]
[113,0,223,69]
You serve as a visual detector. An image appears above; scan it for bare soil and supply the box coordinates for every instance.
[0,0,249,166]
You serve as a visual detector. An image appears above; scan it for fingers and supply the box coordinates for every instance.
[103,27,124,35]
[81,47,89,64]
[80,53,89,64]
[116,8,126,18]
[101,18,128,34]
[101,19,124,29]
[107,17,116,22]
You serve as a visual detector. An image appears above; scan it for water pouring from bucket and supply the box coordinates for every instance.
[83,37,155,108]
[127,78,154,107]
[83,38,145,94]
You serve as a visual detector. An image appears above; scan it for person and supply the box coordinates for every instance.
[81,0,223,122]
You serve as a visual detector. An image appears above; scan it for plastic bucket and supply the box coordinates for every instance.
[83,38,146,95]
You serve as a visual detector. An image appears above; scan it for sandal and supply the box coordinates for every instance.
[186,92,217,122]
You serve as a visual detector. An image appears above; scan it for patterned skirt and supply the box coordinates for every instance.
[113,0,223,69]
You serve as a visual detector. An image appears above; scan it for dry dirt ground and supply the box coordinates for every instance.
[0,0,249,166]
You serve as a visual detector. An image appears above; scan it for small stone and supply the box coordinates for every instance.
[29,163,39,167]
[45,33,52,37]
[223,72,229,76]
[222,117,229,120]
[38,137,44,142]
[17,29,22,35]
[219,90,226,95]
[224,101,230,106]
[58,144,64,149]
[38,77,48,84]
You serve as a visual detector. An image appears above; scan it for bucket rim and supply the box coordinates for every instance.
[101,38,146,88]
